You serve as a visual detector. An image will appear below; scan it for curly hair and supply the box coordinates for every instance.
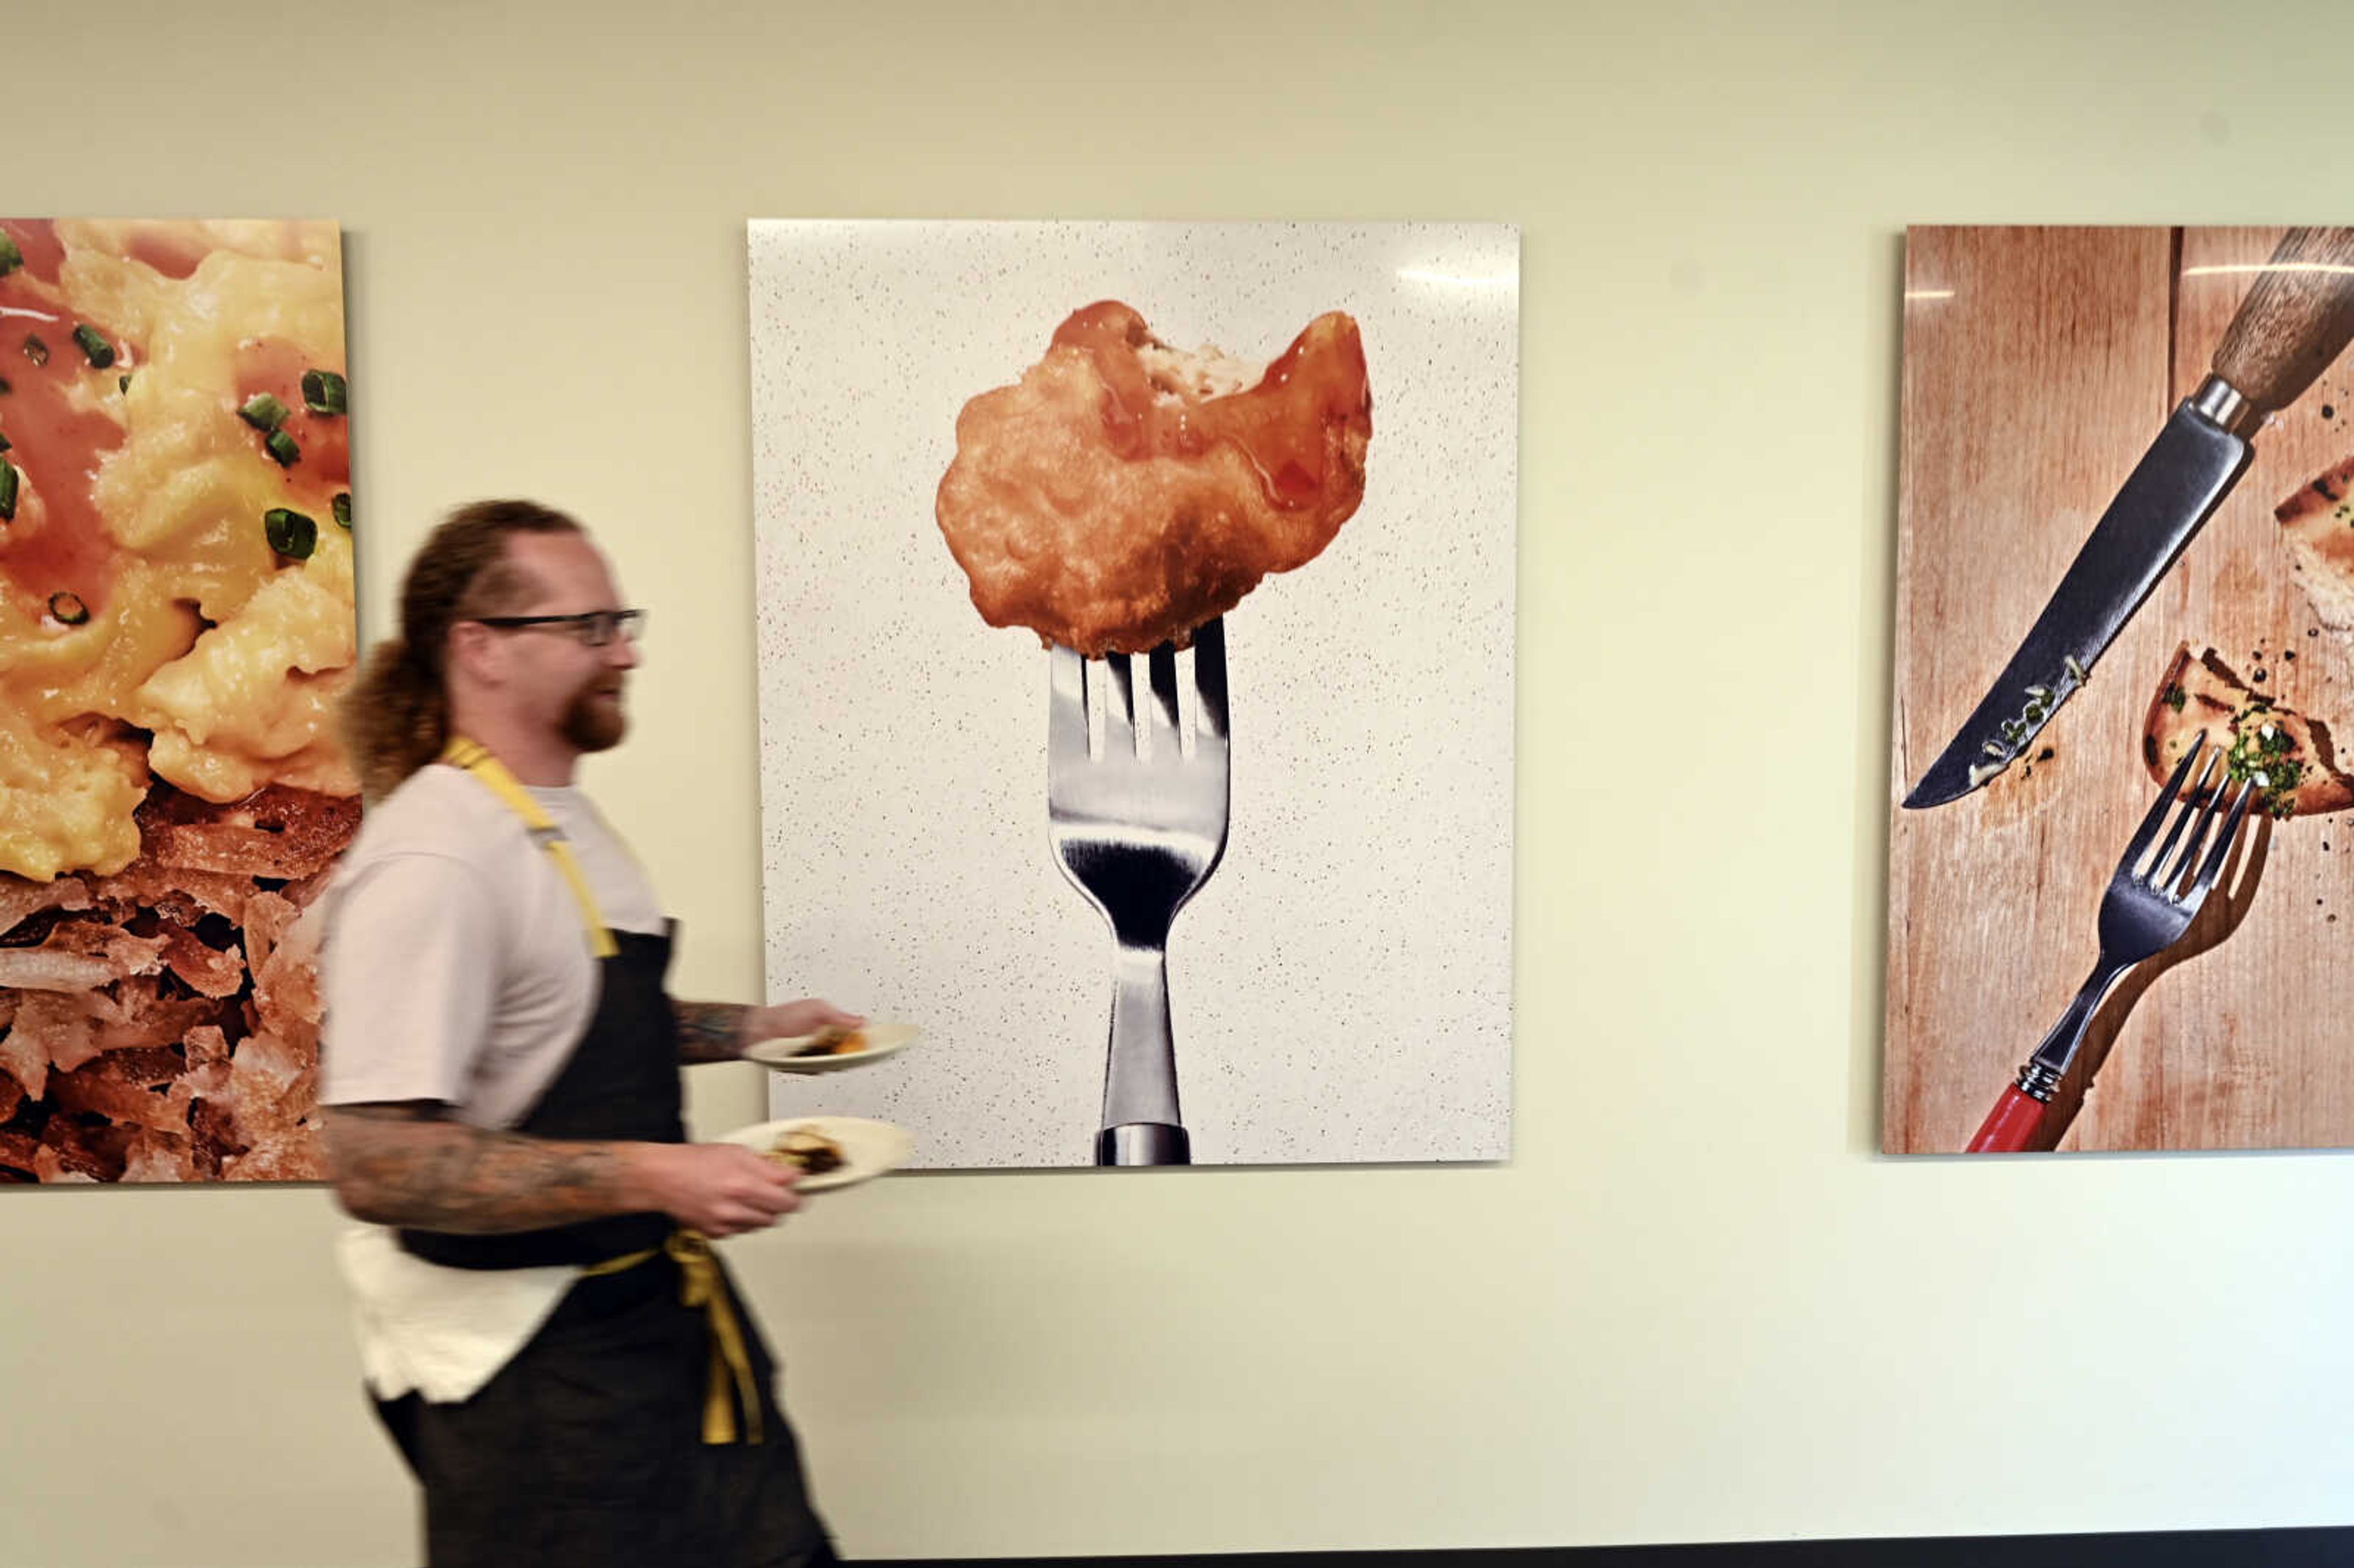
[340,499,583,801]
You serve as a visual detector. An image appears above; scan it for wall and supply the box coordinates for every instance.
[7,2,2354,1563]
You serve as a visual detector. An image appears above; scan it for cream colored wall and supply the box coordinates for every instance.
[7,2,2354,1564]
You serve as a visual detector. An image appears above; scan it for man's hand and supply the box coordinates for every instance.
[627,1143,803,1238]
[672,997,867,1064]
[742,999,865,1046]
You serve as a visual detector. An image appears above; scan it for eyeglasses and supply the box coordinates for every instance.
[471,609,647,647]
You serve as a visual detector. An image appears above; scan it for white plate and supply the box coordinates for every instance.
[744,1020,920,1075]
[717,1115,913,1193]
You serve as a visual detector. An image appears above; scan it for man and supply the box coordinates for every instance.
[317,498,850,1567]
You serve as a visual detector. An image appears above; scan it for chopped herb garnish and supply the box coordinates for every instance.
[0,376,11,394]
[116,373,131,394]
[21,335,47,367]
[0,430,9,454]
[264,507,316,560]
[300,368,347,416]
[238,393,290,432]
[0,460,15,521]
[332,492,351,529]
[2163,684,2187,712]
[0,234,20,277]
[71,325,114,369]
[263,429,300,467]
[47,592,87,626]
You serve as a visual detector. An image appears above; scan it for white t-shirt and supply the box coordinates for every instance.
[318,763,666,1130]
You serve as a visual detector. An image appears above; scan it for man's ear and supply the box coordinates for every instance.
[444,620,503,687]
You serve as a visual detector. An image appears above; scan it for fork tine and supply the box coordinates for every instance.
[2155,745,2232,893]
[1145,645,1181,756]
[1100,653,1137,758]
[1049,645,1090,764]
[2181,777,2258,907]
[2124,732,2207,870]
[2139,739,2220,884]
[1192,618,1228,745]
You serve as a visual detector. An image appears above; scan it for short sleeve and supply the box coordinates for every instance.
[319,852,503,1108]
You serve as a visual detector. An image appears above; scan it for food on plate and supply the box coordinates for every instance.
[0,219,357,1183]
[2274,457,2354,640]
[790,1024,866,1059]
[2141,642,2354,820]
[765,1128,846,1176]
[935,300,1371,655]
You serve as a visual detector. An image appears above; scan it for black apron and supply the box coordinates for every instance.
[373,925,832,1568]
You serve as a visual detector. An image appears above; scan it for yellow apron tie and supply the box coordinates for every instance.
[577,1233,763,1445]
[438,737,618,957]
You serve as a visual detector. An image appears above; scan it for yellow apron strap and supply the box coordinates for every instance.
[668,1231,764,1445]
[439,737,618,958]
[575,1234,764,1446]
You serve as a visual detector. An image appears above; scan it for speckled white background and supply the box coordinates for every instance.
[748,221,1515,1168]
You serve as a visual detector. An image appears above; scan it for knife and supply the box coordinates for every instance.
[1903,226,2354,810]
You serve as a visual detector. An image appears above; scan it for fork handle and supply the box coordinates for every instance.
[1966,1084,2051,1154]
[1098,944,1190,1166]
[1965,959,2125,1153]
[1099,1124,1190,1165]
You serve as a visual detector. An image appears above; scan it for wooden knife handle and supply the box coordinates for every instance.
[2210,226,2354,417]
[1965,1084,2046,1154]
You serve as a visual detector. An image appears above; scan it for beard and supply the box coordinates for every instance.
[560,674,628,753]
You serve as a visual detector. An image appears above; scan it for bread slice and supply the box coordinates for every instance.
[2274,457,2354,638]
[2141,642,2354,819]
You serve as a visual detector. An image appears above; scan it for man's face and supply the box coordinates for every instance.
[490,532,642,752]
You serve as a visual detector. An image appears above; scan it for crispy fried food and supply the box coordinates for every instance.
[766,1128,846,1176]
[790,1024,866,1059]
[0,785,349,1182]
[935,302,1371,655]
[2142,642,2354,819]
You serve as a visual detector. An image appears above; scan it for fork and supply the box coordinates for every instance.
[1966,734,2257,1153]
[1048,618,1230,1166]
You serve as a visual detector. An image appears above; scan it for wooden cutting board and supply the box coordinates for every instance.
[1884,225,2354,1153]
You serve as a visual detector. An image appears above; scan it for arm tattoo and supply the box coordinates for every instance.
[321,1103,639,1234]
[672,1000,750,1064]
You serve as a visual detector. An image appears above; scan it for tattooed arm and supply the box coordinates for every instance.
[320,1103,801,1238]
[674,1002,754,1064]
[671,998,866,1064]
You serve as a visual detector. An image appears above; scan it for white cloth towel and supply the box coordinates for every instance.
[337,1224,581,1404]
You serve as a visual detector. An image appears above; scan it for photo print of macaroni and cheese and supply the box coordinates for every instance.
[748,221,1517,1168]
[0,220,357,1184]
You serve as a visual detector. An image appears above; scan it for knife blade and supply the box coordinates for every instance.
[1904,226,2354,810]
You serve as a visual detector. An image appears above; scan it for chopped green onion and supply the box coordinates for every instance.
[238,393,290,432]
[264,507,316,560]
[263,429,300,467]
[0,377,12,395]
[0,430,10,454]
[47,592,88,626]
[0,460,15,522]
[71,325,114,370]
[332,492,351,529]
[0,234,21,277]
[301,368,347,416]
[21,335,47,368]
[116,373,131,394]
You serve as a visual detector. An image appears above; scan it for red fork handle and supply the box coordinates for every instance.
[1967,1084,2047,1153]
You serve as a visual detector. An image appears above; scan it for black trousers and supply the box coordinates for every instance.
[374,1251,835,1568]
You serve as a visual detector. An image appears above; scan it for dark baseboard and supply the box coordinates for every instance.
[867,1525,2354,1567]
